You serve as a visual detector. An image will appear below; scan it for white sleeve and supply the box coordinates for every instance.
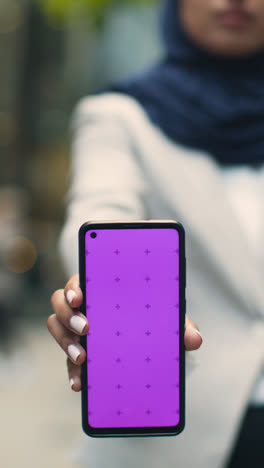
[58,92,199,356]
[58,95,151,277]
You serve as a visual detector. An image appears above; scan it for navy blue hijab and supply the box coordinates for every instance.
[102,0,264,168]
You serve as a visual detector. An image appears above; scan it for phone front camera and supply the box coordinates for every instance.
[90,232,97,239]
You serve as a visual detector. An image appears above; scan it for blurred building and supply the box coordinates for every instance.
[0,0,162,335]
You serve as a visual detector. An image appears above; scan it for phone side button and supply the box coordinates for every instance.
[184,256,186,289]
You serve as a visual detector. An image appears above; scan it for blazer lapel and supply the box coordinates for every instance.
[167,150,264,318]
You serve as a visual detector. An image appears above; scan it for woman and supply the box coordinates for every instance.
[47,0,264,467]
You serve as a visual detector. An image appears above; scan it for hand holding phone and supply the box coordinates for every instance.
[47,226,202,438]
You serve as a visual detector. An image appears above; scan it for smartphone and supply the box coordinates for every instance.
[79,220,186,438]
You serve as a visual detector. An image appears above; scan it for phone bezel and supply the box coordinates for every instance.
[79,220,186,438]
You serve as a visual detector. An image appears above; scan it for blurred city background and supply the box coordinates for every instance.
[0,0,162,466]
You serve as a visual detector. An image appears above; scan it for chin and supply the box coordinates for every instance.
[203,38,262,58]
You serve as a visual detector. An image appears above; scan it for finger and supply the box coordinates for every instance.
[67,357,82,392]
[47,313,86,365]
[184,315,203,351]
[64,273,83,309]
[50,289,89,335]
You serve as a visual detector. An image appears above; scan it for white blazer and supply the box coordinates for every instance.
[58,93,264,468]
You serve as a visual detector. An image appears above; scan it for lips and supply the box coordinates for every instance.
[217,8,253,28]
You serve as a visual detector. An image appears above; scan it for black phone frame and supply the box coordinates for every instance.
[79,220,186,438]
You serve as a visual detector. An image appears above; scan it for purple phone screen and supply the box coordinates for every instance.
[85,227,180,429]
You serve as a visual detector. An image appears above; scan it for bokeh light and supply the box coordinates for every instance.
[3,237,38,274]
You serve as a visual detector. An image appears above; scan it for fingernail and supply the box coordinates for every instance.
[70,315,87,333]
[66,289,76,305]
[194,328,202,339]
[70,377,75,388]
[68,344,81,362]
